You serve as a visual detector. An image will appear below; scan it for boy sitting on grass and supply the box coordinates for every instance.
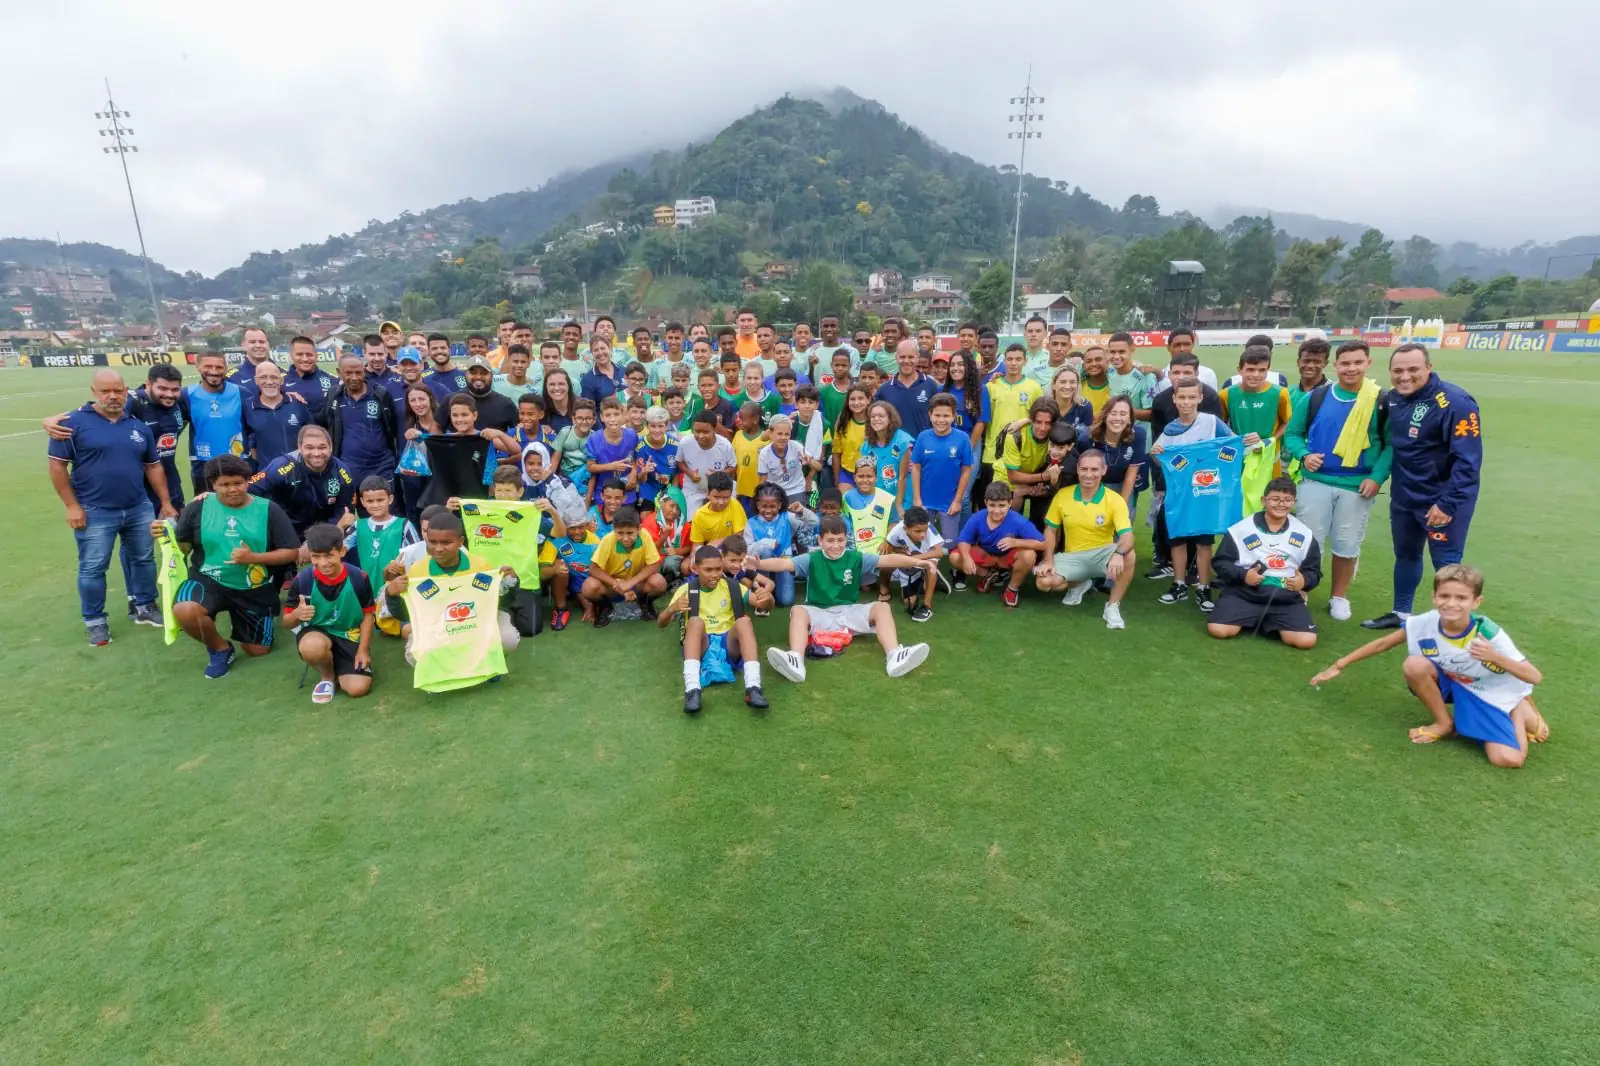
[287,522,376,704]
[756,515,936,684]
[688,471,747,550]
[660,544,767,713]
[954,482,1046,609]
[1311,564,1549,768]
[579,506,668,627]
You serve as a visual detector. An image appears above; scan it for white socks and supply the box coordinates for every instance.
[684,659,700,692]
[744,660,762,688]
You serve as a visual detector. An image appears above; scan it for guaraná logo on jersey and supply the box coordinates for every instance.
[1265,554,1288,570]
[475,523,505,542]
[157,432,177,451]
[1191,469,1221,495]
[444,601,477,622]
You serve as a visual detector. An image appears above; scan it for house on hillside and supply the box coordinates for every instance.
[1016,292,1076,331]
[653,205,676,228]
[855,291,903,317]
[867,269,903,295]
[1385,287,1443,308]
[761,261,791,281]
[903,288,966,318]
[911,273,953,293]
[674,197,716,227]
[506,265,544,294]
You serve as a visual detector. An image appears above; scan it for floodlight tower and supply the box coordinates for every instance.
[1006,70,1044,333]
[96,79,166,345]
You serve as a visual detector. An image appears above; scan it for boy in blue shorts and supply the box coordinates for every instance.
[660,544,767,713]
[1311,564,1548,768]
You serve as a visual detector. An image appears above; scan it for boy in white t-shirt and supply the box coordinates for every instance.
[1311,564,1548,768]
[876,506,947,622]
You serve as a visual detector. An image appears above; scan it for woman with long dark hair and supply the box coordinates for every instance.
[396,383,441,522]
[543,369,576,434]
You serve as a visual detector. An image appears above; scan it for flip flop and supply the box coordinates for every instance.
[1408,725,1449,745]
[311,680,335,705]
[1527,715,1550,744]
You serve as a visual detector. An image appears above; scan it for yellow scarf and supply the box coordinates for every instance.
[1333,378,1380,467]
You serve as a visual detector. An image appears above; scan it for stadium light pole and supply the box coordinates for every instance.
[96,79,166,346]
[1541,251,1600,286]
[1006,70,1043,334]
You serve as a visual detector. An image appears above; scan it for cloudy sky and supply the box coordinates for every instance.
[3,0,1595,275]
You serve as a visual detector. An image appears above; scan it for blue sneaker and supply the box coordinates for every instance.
[205,643,236,679]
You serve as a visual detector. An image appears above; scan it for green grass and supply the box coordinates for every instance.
[4,348,1600,1064]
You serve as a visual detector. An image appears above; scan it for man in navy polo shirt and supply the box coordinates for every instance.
[325,353,398,499]
[283,336,337,419]
[226,326,278,393]
[363,333,405,402]
[242,361,308,466]
[47,370,178,646]
[423,333,467,405]
[877,339,936,437]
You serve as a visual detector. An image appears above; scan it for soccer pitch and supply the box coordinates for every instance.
[3,347,1599,1063]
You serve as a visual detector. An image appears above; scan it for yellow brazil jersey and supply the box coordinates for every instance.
[1081,379,1111,418]
[985,376,1037,463]
[667,576,737,635]
[689,501,748,545]
[732,430,765,497]
[835,418,867,475]
[591,530,662,578]
[995,429,1049,488]
[1045,484,1131,552]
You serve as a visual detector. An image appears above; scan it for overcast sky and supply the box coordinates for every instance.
[3,0,1595,275]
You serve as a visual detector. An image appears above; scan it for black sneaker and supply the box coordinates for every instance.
[130,602,163,627]
[1195,585,1216,613]
[908,604,933,623]
[683,688,702,714]
[1158,581,1189,605]
[638,596,657,621]
[1146,563,1174,580]
[952,576,968,591]
[592,601,613,628]
[86,620,113,647]
[1361,611,1407,631]
[744,686,769,709]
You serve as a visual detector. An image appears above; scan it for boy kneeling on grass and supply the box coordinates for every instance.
[579,505,669,626]
[953,482,1046,609]
[660,544,767,713]
[756,514,935,684]
[1311,564,1549,767]
[287,522,375,704]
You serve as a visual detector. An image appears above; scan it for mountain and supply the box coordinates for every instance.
[1206,206,1376,247]
[0,237,194,298]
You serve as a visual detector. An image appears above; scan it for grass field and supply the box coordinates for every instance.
[4,347,1600,1064]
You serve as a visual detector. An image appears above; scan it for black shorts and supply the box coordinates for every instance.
[297,629,371,677]
[1209,590,1316,635]
[177,574,277,647]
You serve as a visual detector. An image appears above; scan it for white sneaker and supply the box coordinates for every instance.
[1328,596,1352,622]
[766,646,807,684]
[1103,602,1125,629]
[1060,581,1090,607]
[886,643,930,678]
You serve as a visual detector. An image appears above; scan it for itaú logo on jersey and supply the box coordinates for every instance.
[1191,468,1221,495]
[475,523,504,541]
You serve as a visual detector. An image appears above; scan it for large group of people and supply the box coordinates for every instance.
[44,310,1550,765]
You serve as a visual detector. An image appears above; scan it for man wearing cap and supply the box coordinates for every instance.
[325,353,399,498]
[363,333,406,402]
[378,321,403,354]
[877,339,936,437]
[423,333,467,405]
[463,355,519,432]
[394,345,426,397]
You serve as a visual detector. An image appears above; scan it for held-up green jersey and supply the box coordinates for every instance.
[459,499,541,590]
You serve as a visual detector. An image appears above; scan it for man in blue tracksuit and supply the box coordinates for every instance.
[323,353,398,502]
[1361,343,1482,630]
